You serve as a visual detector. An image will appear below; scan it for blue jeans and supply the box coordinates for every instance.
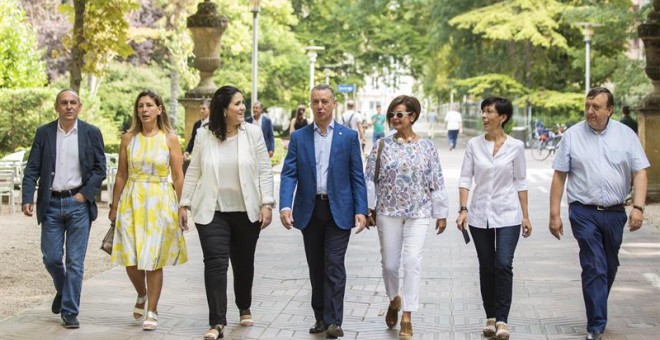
[569,203,626,333]
[470,225,521,323]
[372,131,385,143]
[448,129,459,148]
[41,196,91,316]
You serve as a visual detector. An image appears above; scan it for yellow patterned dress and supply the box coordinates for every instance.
[111,131,187,270]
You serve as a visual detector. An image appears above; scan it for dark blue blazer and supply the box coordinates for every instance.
[185,119,203,154]
[279,122,368,230]
[22,119,107,224]
[246,115,275,153]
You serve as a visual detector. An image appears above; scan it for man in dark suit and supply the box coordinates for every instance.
[245,101,275,158]
[183,99,211,160]
[279,84,368,339]
[21,89,106,329]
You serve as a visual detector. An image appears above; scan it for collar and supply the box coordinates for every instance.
[57,119,78,134]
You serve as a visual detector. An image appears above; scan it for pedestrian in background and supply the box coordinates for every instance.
[549,87,649,340]
[22,89,106,329]
[341,100,367,152]
[619,105,638,134]
[184,99,211,160]
[246,101,275,158]
[179,85,275,340]
[370,104,386,142]
[444,105,462,150]
[456,97,532,340]
[289,104,309,133]
[108,89,188,331]
[279,84,368,339]
[364,95,448,339]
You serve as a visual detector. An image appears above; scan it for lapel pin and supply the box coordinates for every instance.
[339,132,343,135]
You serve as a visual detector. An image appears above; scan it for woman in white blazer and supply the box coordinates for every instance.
[178,86,275,340]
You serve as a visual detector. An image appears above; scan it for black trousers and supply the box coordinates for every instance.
[302,197,351,326]
[196,211,261,326]
[470,225,521,323]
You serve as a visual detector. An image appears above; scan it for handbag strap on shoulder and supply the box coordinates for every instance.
[374,138,384,183]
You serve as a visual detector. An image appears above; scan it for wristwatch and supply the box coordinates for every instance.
[633,205,645,213]
[458,206,468,213]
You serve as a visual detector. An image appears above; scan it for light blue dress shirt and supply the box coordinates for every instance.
[552,119,650,206]
[314,121,334,194]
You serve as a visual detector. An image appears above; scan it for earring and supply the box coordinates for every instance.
[224,112,227,117]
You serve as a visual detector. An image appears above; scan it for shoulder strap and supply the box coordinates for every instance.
[374,138,384,183]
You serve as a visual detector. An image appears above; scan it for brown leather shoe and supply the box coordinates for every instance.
[326,324,344,338]
[309,320,326,334]
[385,296,401,329]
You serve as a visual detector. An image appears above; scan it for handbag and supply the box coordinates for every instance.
[368,139,385,227]
[100,222,115,255]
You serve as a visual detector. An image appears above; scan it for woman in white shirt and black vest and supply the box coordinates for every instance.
[456,97,532,340]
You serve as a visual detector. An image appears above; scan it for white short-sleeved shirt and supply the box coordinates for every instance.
[444,110,462,131]
[342,110,363,131]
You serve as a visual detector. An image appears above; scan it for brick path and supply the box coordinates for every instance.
[1,127,659,339]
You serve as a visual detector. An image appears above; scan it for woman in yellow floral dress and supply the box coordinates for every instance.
[108,89,188,331]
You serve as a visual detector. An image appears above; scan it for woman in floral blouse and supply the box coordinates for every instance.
[364,95,448,338]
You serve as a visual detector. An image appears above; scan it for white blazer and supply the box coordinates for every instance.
[180,123,275,224]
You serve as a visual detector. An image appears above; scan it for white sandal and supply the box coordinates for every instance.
[142,311,158,331]
[133,295,147,320]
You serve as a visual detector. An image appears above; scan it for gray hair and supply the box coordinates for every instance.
[311,84,335,101]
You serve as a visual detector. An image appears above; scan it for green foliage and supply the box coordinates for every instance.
[514,90,585,125]
[59,0,138,77]
[212,0,309,109]
[0,88,57,154]
[449,0,569,49]
[0,0,47,88]
[456,74,528,98]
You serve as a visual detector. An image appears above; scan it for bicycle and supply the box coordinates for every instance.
[529,126,564,161]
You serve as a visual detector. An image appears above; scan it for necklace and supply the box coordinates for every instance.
[395,133,417,144]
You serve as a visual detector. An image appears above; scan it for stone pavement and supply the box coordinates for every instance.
[1,128,659,339]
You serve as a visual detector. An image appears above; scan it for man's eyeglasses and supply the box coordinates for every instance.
[388,111,413,119]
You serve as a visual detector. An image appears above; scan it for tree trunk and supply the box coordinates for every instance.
[70,0,86,93]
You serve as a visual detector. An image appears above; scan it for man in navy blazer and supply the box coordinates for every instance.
[279,84,368,339]
[22,89,106,329]
[245,101,275,157]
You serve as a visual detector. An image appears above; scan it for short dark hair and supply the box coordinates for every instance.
[311,84,335,101]
[209,85,243,141]
[586,87,614,108]
[622,105,630,115]
[481,97,513,127]
[386,95,421,126]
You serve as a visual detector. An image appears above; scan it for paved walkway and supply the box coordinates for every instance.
[1,127,659,339]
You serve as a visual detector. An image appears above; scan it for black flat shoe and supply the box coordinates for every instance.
[51,293,62,314]
[309,320,326,334]
[61,313,79,329]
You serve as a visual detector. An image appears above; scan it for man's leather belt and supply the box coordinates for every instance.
[51,187,81,198]
[316,194,329,201]
[573,202,625,212]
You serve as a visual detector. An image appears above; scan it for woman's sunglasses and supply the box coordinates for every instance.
[387,111,413,119]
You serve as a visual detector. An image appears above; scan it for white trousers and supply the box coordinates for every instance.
[377,215,430,312]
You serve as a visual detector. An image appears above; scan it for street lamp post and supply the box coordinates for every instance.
[305,46,325,91]
[249,0,261,106]
[576,22,601,94]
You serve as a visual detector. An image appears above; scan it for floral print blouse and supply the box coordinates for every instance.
[364,136,448,219]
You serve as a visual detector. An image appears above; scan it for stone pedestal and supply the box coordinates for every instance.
[638,0,660,201]
[180,0,228,145]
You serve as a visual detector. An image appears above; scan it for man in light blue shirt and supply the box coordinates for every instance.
[549,87,649,340]
[279,84,368,339]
